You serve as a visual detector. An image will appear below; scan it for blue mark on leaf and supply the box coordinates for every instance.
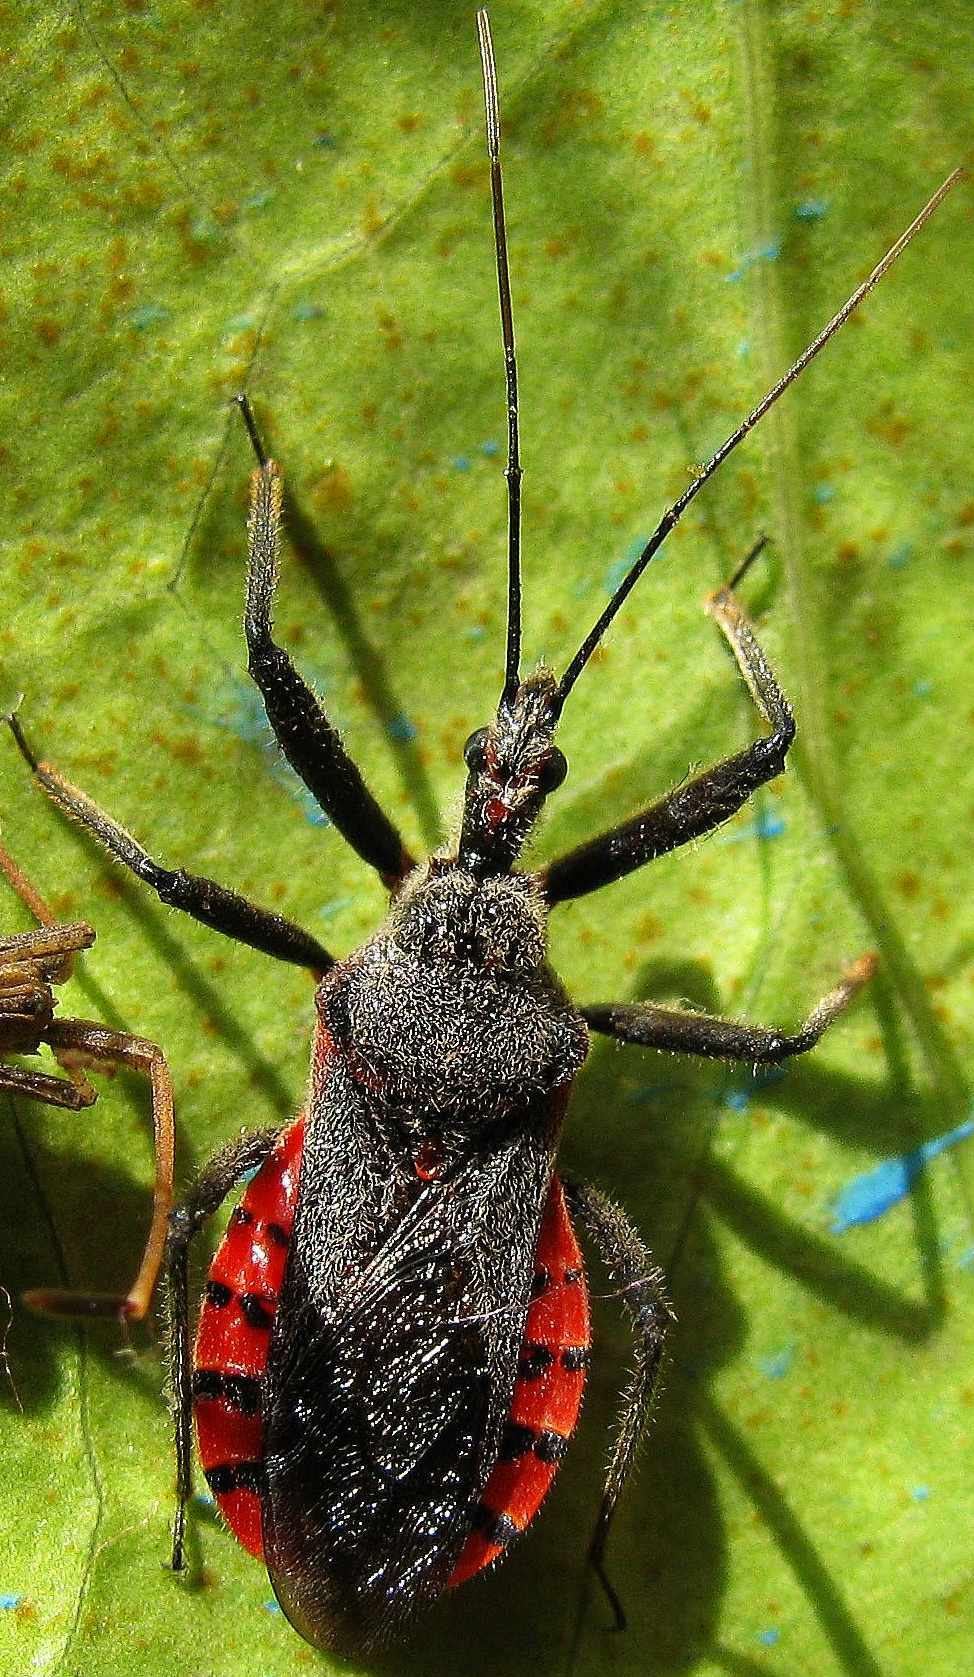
[225,313,257,335]
[719,1064,788,1113]
[293,301,326,323]
[313,132,337,149]
[190,213,221,241]
[913,678,933,699]
[604,534,654,596]
[242,189,276,212]
[725,239,782,283]
[887,542,913,570]
[480,439,500,457]
[812,482,836,505]
[0,1595,21,1610]
[318,895,354,922]
[757,1627,781,1647]
[452,455,472,472]
[757,1344,796,1380]
[721,803,786,844]
[830,1117,974,1233]
[910,1484,931,1502]
[386,712,417,743]
[190,679,330,828]
[130,303,171,331]
[794,199,828,221]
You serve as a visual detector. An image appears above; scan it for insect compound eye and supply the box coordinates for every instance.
[537,747,568,793]
[463,727,490,774]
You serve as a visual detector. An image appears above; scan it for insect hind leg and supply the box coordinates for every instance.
[165,1127,281,1572]
[583,953,876,1065]
[563,1178,675,1631]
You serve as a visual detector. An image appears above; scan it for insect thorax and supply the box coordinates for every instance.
[317,867,588,1138]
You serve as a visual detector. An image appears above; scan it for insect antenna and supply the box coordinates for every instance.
[477,9,522,707]
[557,165,965,708]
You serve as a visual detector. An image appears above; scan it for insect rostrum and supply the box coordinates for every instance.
[7,6,961,1658]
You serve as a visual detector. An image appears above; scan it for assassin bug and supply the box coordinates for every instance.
[0,839,175,1321]
[6,7,962,1654]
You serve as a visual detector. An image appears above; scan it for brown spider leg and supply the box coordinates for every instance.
[584,955,877,1065]
[0,1062,95,1109]
[0,840,61,930]
[23,1019,176,1323]
[0,843,99,1101]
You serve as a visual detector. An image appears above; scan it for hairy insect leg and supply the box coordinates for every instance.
[563,1178,675,1632]
[0,918,95,981]
[23,1019,178,1323]
[0,838,95,991]
[584,954,877,1065]
[5,714,333,974]
[165,1127,281,1572]
[1,844,98,1101]
[541,542,798,904]
[238,397,415,889]
[0,1061,95,1109]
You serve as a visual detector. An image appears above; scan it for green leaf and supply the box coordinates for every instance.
[1,2,971,1673]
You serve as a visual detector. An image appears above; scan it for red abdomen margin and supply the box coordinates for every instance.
[192,1117,304,1558]
[448,1174,591,1587]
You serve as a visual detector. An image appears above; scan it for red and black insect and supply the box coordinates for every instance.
[6,9,960,1656]
[0,840,175,1322]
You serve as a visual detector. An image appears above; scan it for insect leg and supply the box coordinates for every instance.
[563,1177,674,1632]
[22,1019,177,1323]
[239,406,415,888]
[165,1126,281,1572]
[5,714,333,973]
[0,840,96,995]
[0,1061,94,1109]
[1,845,97,1102]
[583,953,876,1065]
[541,546,797,904]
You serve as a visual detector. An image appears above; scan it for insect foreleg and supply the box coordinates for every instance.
[240,405,415,889]
[583,954,876,1065]
[563,1178,674,1632]
[165,1126,282,1573]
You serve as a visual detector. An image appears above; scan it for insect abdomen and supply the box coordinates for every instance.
[449,1174,590,1586]
[192,1118,304,1557]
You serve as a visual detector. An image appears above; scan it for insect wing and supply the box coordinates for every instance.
[261,1048,553,1652]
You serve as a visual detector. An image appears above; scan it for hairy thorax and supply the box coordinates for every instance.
[317,867,588,1135]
